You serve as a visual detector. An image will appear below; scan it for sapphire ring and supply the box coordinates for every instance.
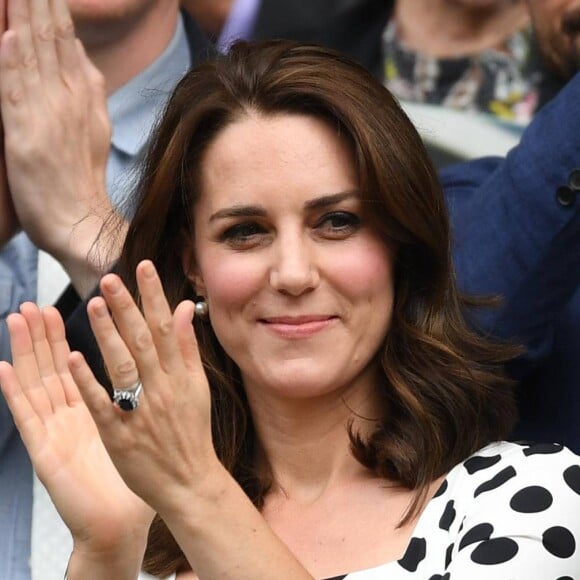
[112,381,143,412]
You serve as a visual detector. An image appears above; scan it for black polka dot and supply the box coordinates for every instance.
[433,479,448,498]
[464,454,502,474]
[556,577,574,580]
[439,500,456,531]
[428,575,450,580]
[445,542,454,568]
[474,466,516,497]
[459,523,494,551]
[470,537,519,565]
[398,537,427,572]
[542,526,576,558]
[510,486,553,513]
[523,443,564,456]
[563,465,580,496]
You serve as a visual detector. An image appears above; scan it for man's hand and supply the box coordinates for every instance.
[0,0,123,296]
[0,141,19,246]
[0,0,19,247]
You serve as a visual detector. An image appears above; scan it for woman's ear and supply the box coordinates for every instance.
[181,241,206,297]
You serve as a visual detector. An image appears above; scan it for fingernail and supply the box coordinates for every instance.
[92,300,108,318]
[142,260,156,278]
[68,352,84,370]
[103,276,121,293]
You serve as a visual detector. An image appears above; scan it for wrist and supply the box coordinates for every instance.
[56,205,128,298]
[155,457,231,527]
[66,536,147,580]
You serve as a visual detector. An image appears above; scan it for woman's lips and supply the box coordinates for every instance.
[259,315,337,338]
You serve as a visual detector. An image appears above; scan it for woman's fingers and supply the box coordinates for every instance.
[67,350,120,429]
[0,360,46,453]
[20,303,57,376]
[99,273,167,386]
[19,302,68,409]
[8,309,53,417]
[86,296,141,389]
[42,305,83,406]
[137,260,186,375]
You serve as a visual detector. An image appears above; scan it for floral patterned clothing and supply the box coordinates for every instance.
[383,19,543,125]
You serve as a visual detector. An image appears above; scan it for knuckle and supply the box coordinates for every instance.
[35,24,55,42]
[134,331,153,353]
[7,88,24,107]
[115,296,134,311]
[112,359,137,381]
[92,394,112,416]
[22,52,38,70]
[156,318,173,337]
[55,19,75,39]
[146,389,166,411]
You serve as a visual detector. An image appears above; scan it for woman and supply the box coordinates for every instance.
[1,41,579,579]
[384,0,540,123]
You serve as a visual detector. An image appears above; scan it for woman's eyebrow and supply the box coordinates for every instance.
[303,191,359,210]
[209,191,359,222]
[209,205,267,222]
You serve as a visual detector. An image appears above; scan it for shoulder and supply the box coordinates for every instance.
[436,441,580,575]
[446,441,580,509]
[439,157,503,194]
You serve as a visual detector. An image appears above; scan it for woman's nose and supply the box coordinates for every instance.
[268,236,320,296]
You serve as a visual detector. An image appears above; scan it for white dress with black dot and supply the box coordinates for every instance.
[166,441,580,580]
[331,441,580,579]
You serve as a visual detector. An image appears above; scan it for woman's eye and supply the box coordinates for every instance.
[220,222,266,246]
[316,211,361,237]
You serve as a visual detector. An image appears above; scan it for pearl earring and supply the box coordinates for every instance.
[194,299,209,319]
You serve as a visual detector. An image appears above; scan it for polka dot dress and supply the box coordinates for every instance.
[326,441,580,579]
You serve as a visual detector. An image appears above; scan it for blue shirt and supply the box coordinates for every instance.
[0,16,191,579]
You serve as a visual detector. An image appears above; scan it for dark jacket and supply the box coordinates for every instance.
[253,0,392,77]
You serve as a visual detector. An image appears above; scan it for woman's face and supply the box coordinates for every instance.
[190,113,395,404]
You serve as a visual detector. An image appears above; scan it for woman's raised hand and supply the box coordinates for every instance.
[0,304,154,560]
[70,260,221,516]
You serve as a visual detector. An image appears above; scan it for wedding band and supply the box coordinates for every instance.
[112,380,143,412]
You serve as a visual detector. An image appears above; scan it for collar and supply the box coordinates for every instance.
[108,14,191,157]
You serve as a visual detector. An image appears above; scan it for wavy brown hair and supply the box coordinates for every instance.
[115,40,519,576]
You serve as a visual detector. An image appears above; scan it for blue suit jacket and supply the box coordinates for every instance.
[441,72,580,450]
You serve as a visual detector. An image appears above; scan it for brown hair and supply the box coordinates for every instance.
[116,40,518,576]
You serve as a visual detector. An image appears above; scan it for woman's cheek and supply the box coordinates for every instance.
[327,237,395,297]
[201,253,264,312]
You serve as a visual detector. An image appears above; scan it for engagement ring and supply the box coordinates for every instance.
[112,381,143,412]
